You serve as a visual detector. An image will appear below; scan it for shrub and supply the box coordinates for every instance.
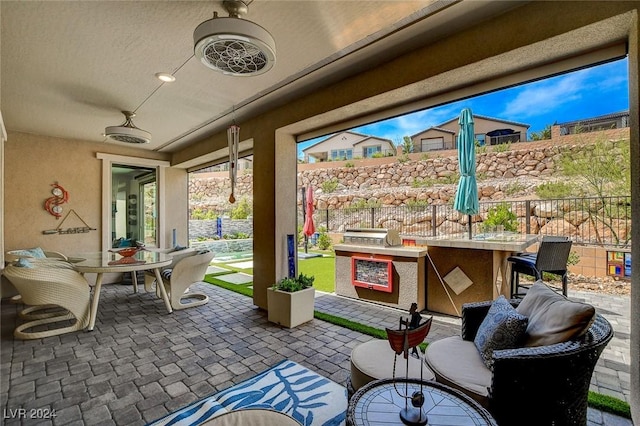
[441,174,459,185]
[482,203,518,232]
[345,161,355,168]
[397,154,410,163]
[321,178,339,193]
[406,199,429,210]
[504,181,526,196]
[535,182,574,199]
[493,142,511,153]
[274,274,315,292]
[230,197,252,219]
[412,177,438,188]
[317,232,332,250]
[350,199,381,209]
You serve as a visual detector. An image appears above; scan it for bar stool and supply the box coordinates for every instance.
[508,236,572,298]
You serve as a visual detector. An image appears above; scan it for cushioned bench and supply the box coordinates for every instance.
[349,339,434,396]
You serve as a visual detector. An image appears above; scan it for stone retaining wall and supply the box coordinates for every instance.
[190,128,629,211]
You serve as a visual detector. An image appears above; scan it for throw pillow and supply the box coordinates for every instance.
[11,247,46,259]
[516,280,595,347]
[474,296,528,369]
[160,269,173,281]
[14,258,33,268]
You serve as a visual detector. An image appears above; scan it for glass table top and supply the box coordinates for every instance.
[348,379,496,426]
[70,250,171,269]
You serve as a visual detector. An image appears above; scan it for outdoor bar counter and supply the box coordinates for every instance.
[334,243,429,312]
[334,232,537,317]
[424,234,538,316]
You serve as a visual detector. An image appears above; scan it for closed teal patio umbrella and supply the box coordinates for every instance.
[453,108,479,239]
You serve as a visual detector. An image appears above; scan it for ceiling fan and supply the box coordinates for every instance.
[104,111,151,144]
[193,0,276,76]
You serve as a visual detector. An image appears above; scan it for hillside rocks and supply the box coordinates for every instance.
[188,141,630,245]
[190,143,576,210]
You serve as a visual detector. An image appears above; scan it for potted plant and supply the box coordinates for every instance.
[267,273,315,328]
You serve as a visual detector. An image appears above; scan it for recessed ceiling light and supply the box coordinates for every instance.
[155,72,176,83]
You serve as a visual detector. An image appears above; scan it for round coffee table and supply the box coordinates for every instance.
[347,378,497,426]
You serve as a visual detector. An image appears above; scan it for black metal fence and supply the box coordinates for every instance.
[308,196,631,248]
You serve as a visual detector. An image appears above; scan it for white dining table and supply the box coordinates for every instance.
[72,250,172,331]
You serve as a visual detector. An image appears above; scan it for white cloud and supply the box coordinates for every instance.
[500,72,589,117]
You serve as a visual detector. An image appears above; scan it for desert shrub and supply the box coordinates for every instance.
[230,197,252,219]
[482,202,518,232]
[321,178,339,193]
[316,226,332,250]
[493,142,511,153]
[504,181,526,196]
[397,154,410,163]
[535,182,574,199]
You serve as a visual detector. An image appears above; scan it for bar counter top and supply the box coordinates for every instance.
[422,234,538,252]
[334,244,428,258]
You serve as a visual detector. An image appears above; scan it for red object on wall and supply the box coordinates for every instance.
[351,255,393,293]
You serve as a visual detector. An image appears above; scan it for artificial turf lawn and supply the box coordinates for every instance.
[209,250,336,293]
[202,274,632,419]
[297,252,335,293]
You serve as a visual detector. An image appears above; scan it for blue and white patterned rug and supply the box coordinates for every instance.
[148,360,347,426]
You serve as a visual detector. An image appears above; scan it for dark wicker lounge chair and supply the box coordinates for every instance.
[457,299,613,426]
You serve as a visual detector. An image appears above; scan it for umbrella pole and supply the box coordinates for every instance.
[468,214,472,240]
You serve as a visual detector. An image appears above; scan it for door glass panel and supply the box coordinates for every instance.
[111,165,157,247]
[141,180,157,245]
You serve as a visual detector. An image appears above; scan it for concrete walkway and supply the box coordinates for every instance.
[0,282,633,425]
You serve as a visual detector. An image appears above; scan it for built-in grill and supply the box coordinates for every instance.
[343,228,402,247]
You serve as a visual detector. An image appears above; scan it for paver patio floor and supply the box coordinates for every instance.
[0,282,633,425]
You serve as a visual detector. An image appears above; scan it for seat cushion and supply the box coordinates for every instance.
[350,339,434,392]
[474,296,528,369]
[200,409,301,426]
[424,336,491,407]
[516,280,595,347]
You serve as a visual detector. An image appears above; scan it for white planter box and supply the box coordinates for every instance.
[267,286,315,328]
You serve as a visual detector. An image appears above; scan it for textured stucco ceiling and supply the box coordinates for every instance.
[1,0,527,154]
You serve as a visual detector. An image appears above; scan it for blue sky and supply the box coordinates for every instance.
[297,57,629,156]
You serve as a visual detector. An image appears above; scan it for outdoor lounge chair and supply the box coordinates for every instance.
[144,250,215,310]
[424,285,613,426]
[2,263,91,339]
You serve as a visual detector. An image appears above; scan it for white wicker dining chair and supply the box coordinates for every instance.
[146,250,215,310]
[2,264,91,339]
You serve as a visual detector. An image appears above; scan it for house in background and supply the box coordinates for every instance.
[301,131,396,163]
[409,114,530,153]
[559,110,630,135]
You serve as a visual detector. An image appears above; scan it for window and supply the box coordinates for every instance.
[331,149,353,160]
[475,134,486,146]
[363,146,382,157]
[421,138,444,151]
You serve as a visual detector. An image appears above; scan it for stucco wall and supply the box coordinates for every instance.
[2,131,181,295]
